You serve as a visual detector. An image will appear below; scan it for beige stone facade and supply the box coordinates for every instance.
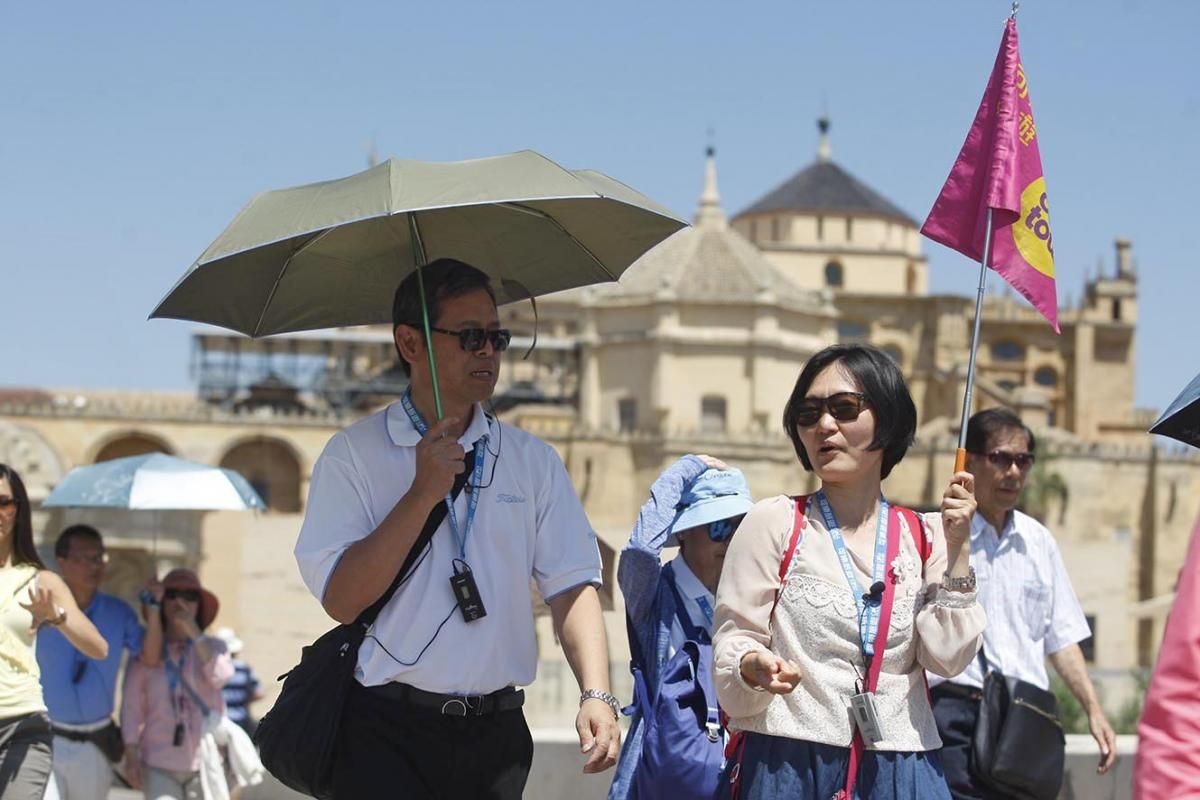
[2,131,1194,724]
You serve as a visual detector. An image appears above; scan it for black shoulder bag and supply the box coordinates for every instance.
[254,452,475,800]
[970,647,1066,800]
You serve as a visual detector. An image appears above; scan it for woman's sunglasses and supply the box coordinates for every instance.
[976,450,1036,472]
[164,589,201,603]
[0,496,17,509]
[793,392,869,427]
[428,326,512,353]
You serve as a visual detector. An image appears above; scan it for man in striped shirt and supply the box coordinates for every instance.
[215,628,263,734]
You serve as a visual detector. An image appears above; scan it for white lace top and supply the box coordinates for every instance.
[712,495,985,752]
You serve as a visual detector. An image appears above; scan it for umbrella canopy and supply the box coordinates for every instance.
[1150,371,1200,448]
[43,454,266,511]
[150,150,687,337]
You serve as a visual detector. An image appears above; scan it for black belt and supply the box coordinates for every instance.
[368,682,524,717]
[931,682,983,702]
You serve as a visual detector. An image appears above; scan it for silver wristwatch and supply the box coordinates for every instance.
[580,689,621,719]
[941,566,977,592]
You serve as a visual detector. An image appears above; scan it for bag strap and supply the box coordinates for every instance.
[897,507,932,564]
[661,563,707,643]
[770,495,808,618]
[839,504,902,800]
[356,448,477,628]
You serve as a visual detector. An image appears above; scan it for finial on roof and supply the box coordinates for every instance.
[695,139,726,229]
[366,139,379,168]
[817,115,832,163]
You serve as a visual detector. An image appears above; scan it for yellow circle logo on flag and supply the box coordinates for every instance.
[1013,177,1055,278]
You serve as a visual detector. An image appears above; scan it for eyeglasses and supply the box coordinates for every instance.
[164,589,200,603]
[65,552,108,566]
[792,392,869,427]
[975,450,1036,472]
[428,326,512,353]
[0,496,17,509]
[708,517,742,543]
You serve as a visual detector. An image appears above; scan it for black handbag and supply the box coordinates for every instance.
[970,650,1066,800]
[253,453,475,799]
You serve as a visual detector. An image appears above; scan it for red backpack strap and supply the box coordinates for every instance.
[779,495,808,582]
[838,504,903,800]
[898,506,932,564]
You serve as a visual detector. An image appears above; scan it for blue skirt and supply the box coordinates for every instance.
[718,733,952,800]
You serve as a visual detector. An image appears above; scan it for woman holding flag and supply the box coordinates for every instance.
[712,344,985,799]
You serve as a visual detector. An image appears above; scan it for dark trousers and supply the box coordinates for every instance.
[931,686,1011,800]
[332,682,534,800]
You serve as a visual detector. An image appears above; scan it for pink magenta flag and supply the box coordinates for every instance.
[1134,514,1200,797]
[921,17,1060,333]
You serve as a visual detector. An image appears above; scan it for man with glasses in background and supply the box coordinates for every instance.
[37,525,159,800]
[928,408,1117,799]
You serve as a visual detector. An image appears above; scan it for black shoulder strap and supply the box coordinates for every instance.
[356,449,477,627]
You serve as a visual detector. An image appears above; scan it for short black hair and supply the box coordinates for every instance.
[0,464,46,569]
[782,344,917,480]
[55,524,103,559]
[391,258,497,376]
[966,408,1036,455]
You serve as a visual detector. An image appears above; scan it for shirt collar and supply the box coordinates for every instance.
[670,553,714,608]
[971,509,1020,541]
[386,400,491,448]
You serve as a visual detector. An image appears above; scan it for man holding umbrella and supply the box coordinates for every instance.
[295,259,619,798]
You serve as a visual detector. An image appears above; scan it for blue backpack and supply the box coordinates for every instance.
[627,563,724,800]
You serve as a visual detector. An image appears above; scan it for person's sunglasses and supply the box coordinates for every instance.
[976,450,1036,472]
[164,589,201,603]
[0,496,17,509]
[708,517,741,543]
[792,392,869,427]
[428,326,512,353]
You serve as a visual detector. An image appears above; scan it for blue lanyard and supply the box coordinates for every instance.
[815,490,890,657]
[401,391,488,560]
[694,596,714,626]
[163,640,191,717]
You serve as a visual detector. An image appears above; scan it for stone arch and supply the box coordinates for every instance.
[0,420,66,501]
[218,436,304,513]
[89,430,175,464]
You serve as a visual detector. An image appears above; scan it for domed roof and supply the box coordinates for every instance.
[735,118,917,227]
[590,149,828,311]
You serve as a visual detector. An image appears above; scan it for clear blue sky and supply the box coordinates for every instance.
[3,1,1197,412]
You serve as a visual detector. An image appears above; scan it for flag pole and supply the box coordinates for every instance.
[955,207,993,473]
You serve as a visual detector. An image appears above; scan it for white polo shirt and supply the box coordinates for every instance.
[295,401,602,694]
[928,508,1091,691]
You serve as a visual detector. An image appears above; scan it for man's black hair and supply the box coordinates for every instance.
[782,344,917,480]
[391,258,497,377]
[55,524,104,559]
[965,407,1036,455]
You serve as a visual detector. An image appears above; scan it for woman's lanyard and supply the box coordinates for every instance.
[401,390,488,560]
[163,640,191,726]
[815,490,890,658]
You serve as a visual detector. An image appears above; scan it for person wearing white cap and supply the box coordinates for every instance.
[609,454,754,800]
[213,628,263,736]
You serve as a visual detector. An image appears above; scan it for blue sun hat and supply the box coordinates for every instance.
[666,468,754,546]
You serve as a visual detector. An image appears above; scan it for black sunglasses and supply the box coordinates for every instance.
[164,589,201,603]
[708,517,742,543]
[975,450,1036,472]
[0,496,16,508]
[426,326,512,353]
[792,392,869,427]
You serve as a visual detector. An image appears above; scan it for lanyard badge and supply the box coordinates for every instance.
[402,391,490,623]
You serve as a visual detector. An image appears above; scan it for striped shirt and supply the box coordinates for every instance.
[221,660,260,725]
[928,509,1090,692]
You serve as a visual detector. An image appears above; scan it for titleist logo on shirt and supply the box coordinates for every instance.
[496,493,526,504]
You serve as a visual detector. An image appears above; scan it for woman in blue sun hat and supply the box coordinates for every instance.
[609,454,754,800]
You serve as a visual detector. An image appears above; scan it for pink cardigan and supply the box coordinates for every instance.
[121,638,233,772]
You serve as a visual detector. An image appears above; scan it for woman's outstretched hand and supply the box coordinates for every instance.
[739,651,803,694]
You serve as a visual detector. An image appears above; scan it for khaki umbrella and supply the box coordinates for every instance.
[150,150,686,337]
